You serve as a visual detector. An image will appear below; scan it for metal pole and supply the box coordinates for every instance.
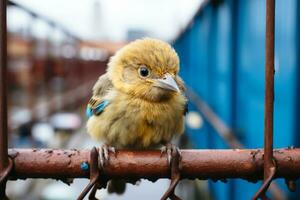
[7,148,300,181]
[253,1,276,199]
[264,0,275,182]
[0,0,8,198]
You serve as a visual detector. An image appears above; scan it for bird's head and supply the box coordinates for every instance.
[107,38,184,102]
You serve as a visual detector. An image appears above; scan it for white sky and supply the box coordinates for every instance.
[8,0,203,41]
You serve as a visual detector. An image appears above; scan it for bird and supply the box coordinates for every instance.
[86,38,187,195]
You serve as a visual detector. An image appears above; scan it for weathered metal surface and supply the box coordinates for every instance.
[0,0,7,172]
[7,148,300,181]
[77,147,104,200]
[0,0,8,198]
[263,0,276,180]
[253,0,276,199]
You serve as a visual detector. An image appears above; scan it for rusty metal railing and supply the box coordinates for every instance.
[188,1,279,199]
[186,88,287,200]
[253,0,276,199]
[5,148,300,180]
[187,91,287,200]
[0,0,10,199]
[1,0,299,199]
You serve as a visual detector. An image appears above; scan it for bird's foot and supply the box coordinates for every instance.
[160,143,182,166]
[98,144,116,169]
[160,143,182,200]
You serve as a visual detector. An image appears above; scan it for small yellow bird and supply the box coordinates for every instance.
[86,38,187,194]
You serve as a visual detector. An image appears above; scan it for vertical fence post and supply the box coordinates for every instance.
[264,0,275,183]
[253,0,276,199]
[0,0,8,198]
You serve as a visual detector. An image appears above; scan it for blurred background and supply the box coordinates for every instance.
[5,0,300,199]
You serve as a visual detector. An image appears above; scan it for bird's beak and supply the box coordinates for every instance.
[154,73,180,92]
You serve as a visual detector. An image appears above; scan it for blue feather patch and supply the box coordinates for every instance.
[94,100,109,115]
[86,107,93,118]
[86,100,109,119]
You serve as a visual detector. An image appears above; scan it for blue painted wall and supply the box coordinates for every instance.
[173,0,299,199]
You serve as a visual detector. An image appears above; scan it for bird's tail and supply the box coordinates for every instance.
[107,179,126,195]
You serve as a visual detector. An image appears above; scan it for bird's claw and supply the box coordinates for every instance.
[98,144,116,169]
[160,143,182,166]
[160,143,182,200]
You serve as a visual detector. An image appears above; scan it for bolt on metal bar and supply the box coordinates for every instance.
[0,0,8,198]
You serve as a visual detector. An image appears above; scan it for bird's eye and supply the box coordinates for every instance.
[138,65,150,78]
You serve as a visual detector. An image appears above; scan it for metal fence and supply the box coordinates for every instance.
[1,0,299,200]
[173,0,300,199]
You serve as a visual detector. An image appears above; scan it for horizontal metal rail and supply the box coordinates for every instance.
[0,0,8,198]
[8,148,300,181]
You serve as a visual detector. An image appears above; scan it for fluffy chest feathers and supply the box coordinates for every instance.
[86,90,186,149]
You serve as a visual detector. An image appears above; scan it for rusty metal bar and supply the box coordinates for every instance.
[253,1,276,199]
[0,0,8,198]
[264,0,275,181]
[6,148,300,181]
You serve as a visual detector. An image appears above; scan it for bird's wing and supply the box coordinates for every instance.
[92,73,113,97]
[86,73,113,118]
